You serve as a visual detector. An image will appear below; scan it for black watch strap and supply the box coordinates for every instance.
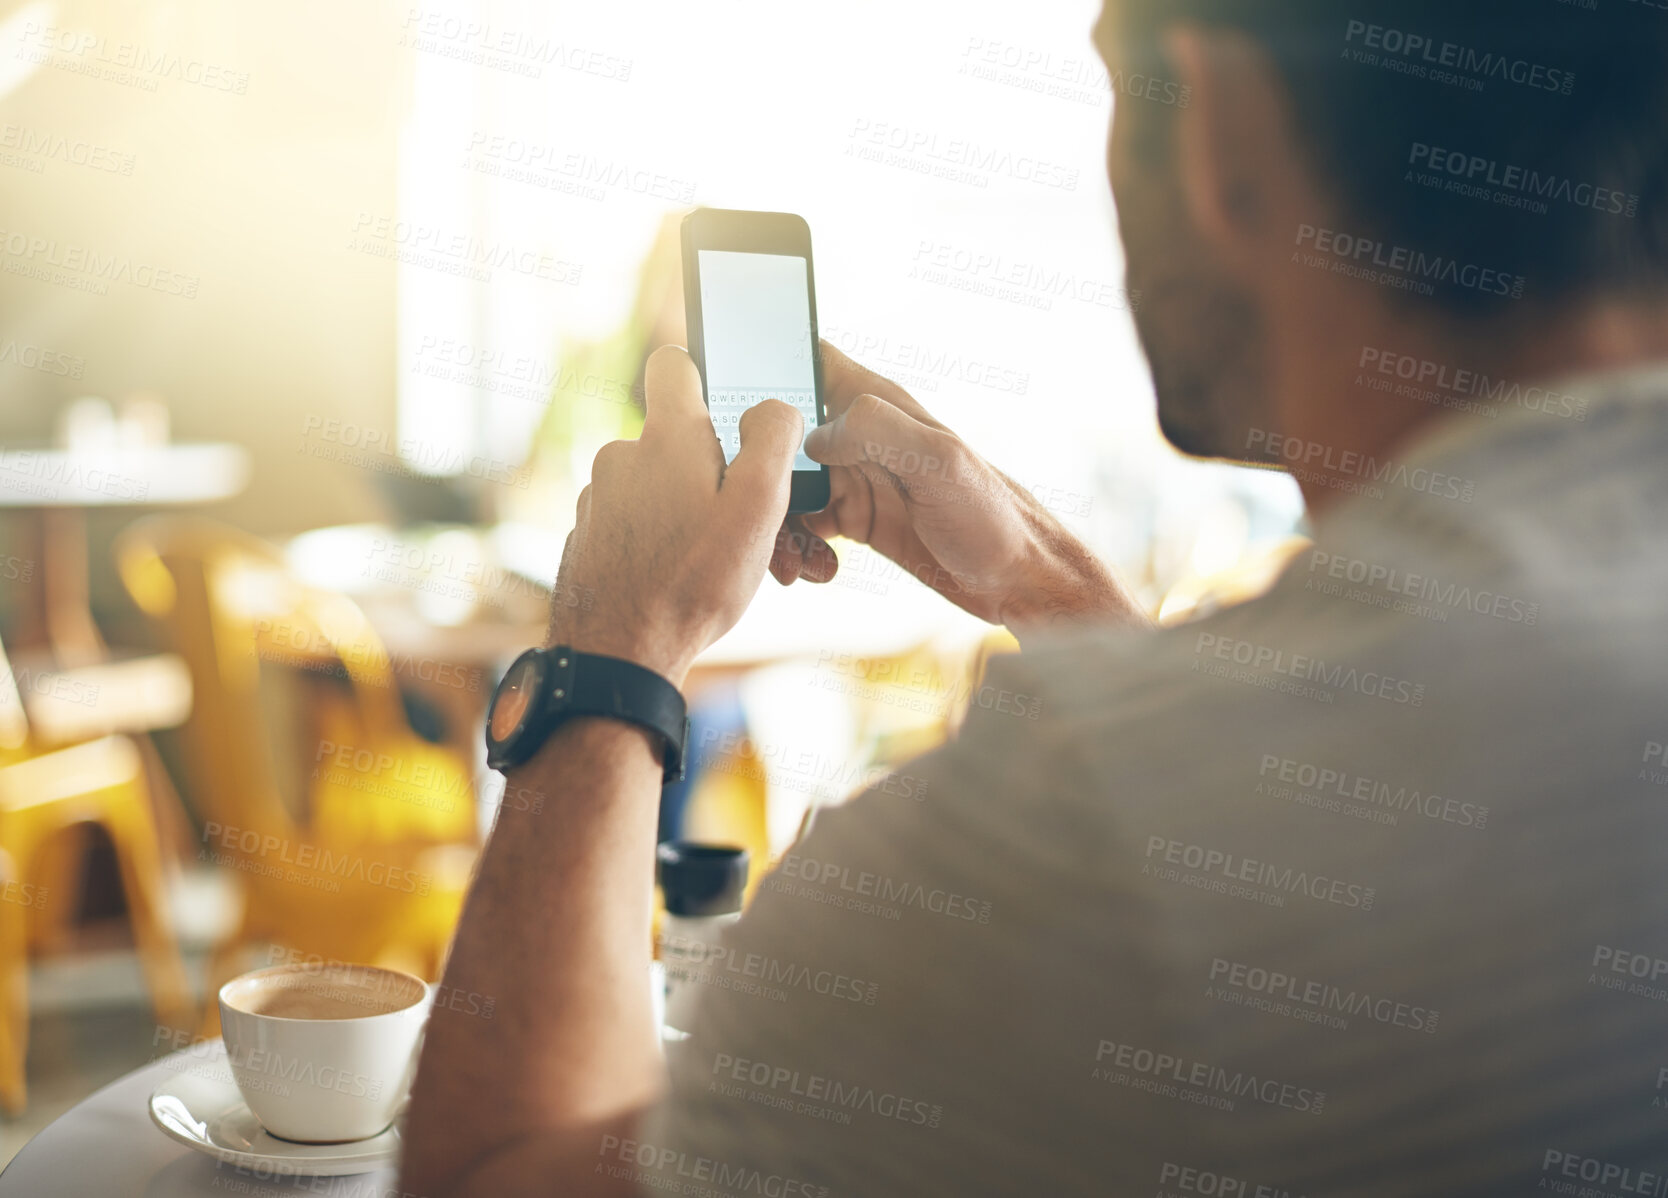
[548,649,688,783]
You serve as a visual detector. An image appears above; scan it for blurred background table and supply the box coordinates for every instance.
[0,442,250,667]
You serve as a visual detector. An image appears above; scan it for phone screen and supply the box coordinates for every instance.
[696,249,817,469]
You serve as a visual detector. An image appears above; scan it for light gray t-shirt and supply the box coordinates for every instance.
[633,365,1668,1198]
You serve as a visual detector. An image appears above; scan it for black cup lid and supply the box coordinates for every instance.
[657,841,749,917]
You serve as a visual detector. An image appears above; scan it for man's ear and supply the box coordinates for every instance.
[1162,24,1311,271]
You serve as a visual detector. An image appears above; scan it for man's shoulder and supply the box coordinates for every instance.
[972,561,1427,753]
[937,532,1539,836]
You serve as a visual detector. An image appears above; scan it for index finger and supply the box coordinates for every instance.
[719,398,803,519]
[642,344,718,441]
[801,391,948,476]
[816,339,951,432]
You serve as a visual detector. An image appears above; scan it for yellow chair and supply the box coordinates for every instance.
[677,728,772,909]
[674,635,983,909]
[0,637,194,1114]
[839,636,979,760]
[1158,534,1311,626]
[115,518,478,1035]
[0,846,24,1115]
[2,650,194,960]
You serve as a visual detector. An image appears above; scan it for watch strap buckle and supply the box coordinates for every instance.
[547,649,576,709]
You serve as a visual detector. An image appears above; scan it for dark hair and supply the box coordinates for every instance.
[1112,0,1668,315]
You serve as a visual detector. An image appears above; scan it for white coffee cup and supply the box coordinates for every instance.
[218,963,430,1143]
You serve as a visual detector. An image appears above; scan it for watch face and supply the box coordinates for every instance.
[489,653,540,745]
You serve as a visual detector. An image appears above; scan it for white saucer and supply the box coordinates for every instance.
[149,1069,401,1176]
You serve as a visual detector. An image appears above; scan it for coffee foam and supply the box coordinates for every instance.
[223,964,425,1021]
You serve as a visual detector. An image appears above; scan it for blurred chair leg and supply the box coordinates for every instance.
[25,826,87,955]
[134,736,193,873]
[103,783,194,1034]
[0,869,27,1115]
[195,926,258,1042]
[681,738,772,908]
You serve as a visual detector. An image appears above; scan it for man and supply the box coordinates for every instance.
[404,1,1668,1194]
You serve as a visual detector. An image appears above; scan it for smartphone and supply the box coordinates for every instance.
[681,207,829,513]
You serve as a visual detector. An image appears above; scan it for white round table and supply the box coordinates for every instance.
[0,445,251,509]
[0,1043,398,1196]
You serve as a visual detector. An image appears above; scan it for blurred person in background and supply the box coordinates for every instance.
[405,1,1668,1194]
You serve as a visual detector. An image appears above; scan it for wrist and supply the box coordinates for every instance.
[515,713,666,783]
[543,616,694,691]
[998,538,1146,640]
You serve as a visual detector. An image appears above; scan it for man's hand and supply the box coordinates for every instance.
[771,340,1147,636]
[548,344,805,687]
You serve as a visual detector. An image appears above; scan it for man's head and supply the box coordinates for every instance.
[1095,1,1668,464]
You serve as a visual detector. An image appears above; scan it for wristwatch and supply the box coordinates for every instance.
[485,646,689,782]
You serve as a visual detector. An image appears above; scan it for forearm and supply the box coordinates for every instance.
[998,483,1151,643]
[402,717,665,1198]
